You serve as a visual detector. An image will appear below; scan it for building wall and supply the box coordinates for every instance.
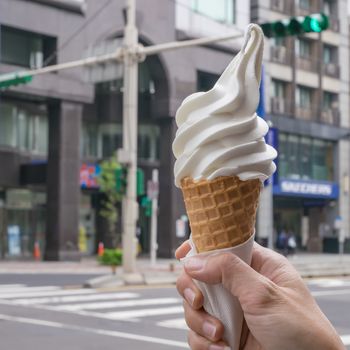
[1,0,251,258]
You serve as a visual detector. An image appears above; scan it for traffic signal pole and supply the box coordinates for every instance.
[122,0,139,273]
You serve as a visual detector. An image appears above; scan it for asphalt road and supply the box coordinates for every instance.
[0,277,349,350]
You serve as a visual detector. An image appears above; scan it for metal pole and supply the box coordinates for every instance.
[122,0,138,273]
[150,169,159,266]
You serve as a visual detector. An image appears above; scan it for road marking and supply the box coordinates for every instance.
[308,279,350,288]
[53,297,182,311]
[12,292,140,305]
[0,313,188,348]
[106,306,184,320]
[157,318,187,330]
[311,289,350,297]
[0,288,95,299]
[0,286,59,295]
[0,284,26,289]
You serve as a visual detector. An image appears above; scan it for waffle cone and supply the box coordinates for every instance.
[180,176,261,253]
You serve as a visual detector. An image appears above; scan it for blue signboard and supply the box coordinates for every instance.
[273,179,339,199]
[8,225,21,256]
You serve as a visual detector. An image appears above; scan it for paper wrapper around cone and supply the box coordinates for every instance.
[180,176,261,350]
[180,176,261,253]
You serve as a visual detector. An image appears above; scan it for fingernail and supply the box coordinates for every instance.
[203,321,217,339]
[209,345,231,350]
[183,288,195,306]
[184,257,205,271]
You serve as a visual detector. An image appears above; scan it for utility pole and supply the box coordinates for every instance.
[122,0,139,273]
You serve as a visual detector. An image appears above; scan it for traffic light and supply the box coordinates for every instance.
[0,72,33,89]
[261,13,329,38]
[141,196,152,217]
[115,166,128,194]
[136,168,145,196]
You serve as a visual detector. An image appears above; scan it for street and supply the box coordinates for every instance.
[0,277,349,349]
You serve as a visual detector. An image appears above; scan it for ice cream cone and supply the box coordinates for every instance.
[181,176,261,253]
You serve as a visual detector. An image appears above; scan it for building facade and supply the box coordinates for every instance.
[0,0,251,259]
[1,0,348,260]
[253,0,350,252]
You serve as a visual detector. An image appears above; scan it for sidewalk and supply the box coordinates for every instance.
[0,253,349,286]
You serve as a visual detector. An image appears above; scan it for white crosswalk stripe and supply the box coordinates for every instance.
[0,284,186,331]
[52,297,181,311]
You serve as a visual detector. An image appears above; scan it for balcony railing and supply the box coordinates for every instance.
[296,57,318,72]
[296,105,317,121]
[270,0,293,14]
[322,62,340,78]
[320,108,340,126]
[270,97,293,116]
[270,46,292,65]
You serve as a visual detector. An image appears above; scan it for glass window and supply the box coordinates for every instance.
[300,137,312,180]
[0,26,55,68]
[81,123,98,158]
[296,39,311,59]
[35,116,48,154]
[138,125,160,161]
[0,103,16,147]
[17,110,34,151]
[299,0,310,10]
[323,92,337,110]
[278,133,334,181]
[272,37,286,47]
[278,133,288,178]
[323,0,336,16]
[272,80,285,98]
[323,45,336,64]
[296,86,312,108]
[287,135,300,179]
[192,0,235,24]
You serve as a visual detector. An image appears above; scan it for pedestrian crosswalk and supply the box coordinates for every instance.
[0,283,188,330]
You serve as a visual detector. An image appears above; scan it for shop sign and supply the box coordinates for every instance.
[80,164,101,189]
[274,179,339,199]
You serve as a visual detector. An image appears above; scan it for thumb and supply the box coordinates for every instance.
[184,252,268,300]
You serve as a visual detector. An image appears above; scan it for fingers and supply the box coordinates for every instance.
[183,300,224,342]
[188,330,230,350]
[183,252,268,300]
[176,270,203,310]
[175,240,191,259]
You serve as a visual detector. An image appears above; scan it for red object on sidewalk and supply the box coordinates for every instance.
[98,242,104,257]
[34,242,41,261]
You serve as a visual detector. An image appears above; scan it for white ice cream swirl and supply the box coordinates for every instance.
[173,24,277,187]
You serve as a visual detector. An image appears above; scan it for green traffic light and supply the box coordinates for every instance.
[260,13,329,38]
[309,13,329,32]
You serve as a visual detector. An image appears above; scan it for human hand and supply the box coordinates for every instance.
[176,241,345,350]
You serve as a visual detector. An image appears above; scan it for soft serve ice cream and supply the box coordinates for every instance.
[173,24,277,187]
[175,24,278,350]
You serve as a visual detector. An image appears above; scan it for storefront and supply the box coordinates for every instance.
[273,179,339,252]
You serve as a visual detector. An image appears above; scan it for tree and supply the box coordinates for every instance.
[97,158,123,247]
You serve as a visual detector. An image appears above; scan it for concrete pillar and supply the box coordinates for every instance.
[44,101,82,261]
[257,183,274,247]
